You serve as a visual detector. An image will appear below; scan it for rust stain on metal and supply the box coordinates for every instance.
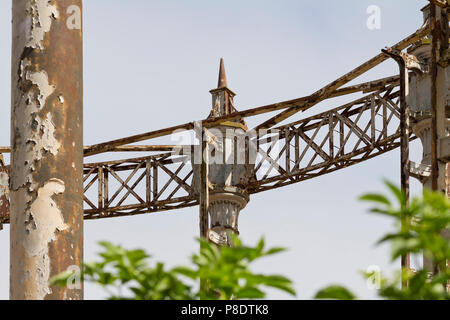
[381,46,421,288]
[430,3,439,191]
[11,0,83,300]
[26,0,59,50]
[23,179,67,299]
[429,0,448,8]
[0,157,9,229]
[12,58,60,191]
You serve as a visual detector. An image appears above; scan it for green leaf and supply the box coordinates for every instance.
[359,193,391,206]
[264,247,286,256]
[383,180,406,207]
[315,285,357,300]
[237,287,265,299]
[256,237,265,253]
[51,236,295,301]
[172,266,198,280]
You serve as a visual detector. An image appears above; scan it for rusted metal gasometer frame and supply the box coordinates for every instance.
[198,125,210,295]
[0,154,9,231]
[198,125,210,240]
[430,1,450,285]
[382,47,428,289]
[431,3,440,192]
[10,0,83,300]
[430,1,449,193]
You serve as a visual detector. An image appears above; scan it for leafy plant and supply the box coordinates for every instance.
[315,285,357,300]
[51,241,194,300]
[174,235,295,300]
[315,181,450,300]
[51,236,295,300]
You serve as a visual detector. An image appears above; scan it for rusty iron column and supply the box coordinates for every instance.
[10,0,83,300]
[199,127,209,240]
[193,59,253,248]
[0,154,10,231]
[383,43,432,287]
[409,3,449,279]
[409,2,449,283]
[430,2,450,281]
[202,60,252,247]
[430,3,440,192]
[198,127,210,295]
[382,48,412,288]
[430,2,449,195]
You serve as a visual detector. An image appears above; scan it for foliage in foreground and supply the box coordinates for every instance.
[51,236,295,300]
[315,181,450,300]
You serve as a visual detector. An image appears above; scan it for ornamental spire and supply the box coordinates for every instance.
[217,58,227,88]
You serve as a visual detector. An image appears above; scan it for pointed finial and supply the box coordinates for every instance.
[217,58,228,88]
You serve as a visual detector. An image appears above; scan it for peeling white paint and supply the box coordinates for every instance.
[12,59,60,191]
[23,178,67,299]
[11,55,64,299]
[10,0,82,300]
[19,58,30,79]
[27,69,56,107]
[26,0,59,50]
[41,113,61,155]
[0,171,9,200]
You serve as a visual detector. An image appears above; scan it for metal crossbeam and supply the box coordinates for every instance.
[0,19,433,224]
[81,153,196,220]
[249,84,414,193]
[0,82,414,223]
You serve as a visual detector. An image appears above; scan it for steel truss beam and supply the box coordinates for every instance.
[0,19,432,224]
[0,82,417,223]
[248,84,416,193]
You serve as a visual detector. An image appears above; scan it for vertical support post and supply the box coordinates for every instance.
[152,162,158,203]
[199,128,209,239]
[399,61,411,288]
[10,0,83,300]
[430,2,449,280]
[199,128,210,296]
[98,166,103,213]
[382,48,411,288]
[294,130,299,173]
[370,96,376,144]
[410,3,448,282]
[339,119,345,156]
[430,3,439,192]
[285,128,290,174]
[145,159,151,205]
[329,114,334,159]
[104,169,108,214]
[0,154,10,231]
[430,3,448,195]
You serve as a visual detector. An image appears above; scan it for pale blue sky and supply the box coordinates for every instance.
[0,0,428,299]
